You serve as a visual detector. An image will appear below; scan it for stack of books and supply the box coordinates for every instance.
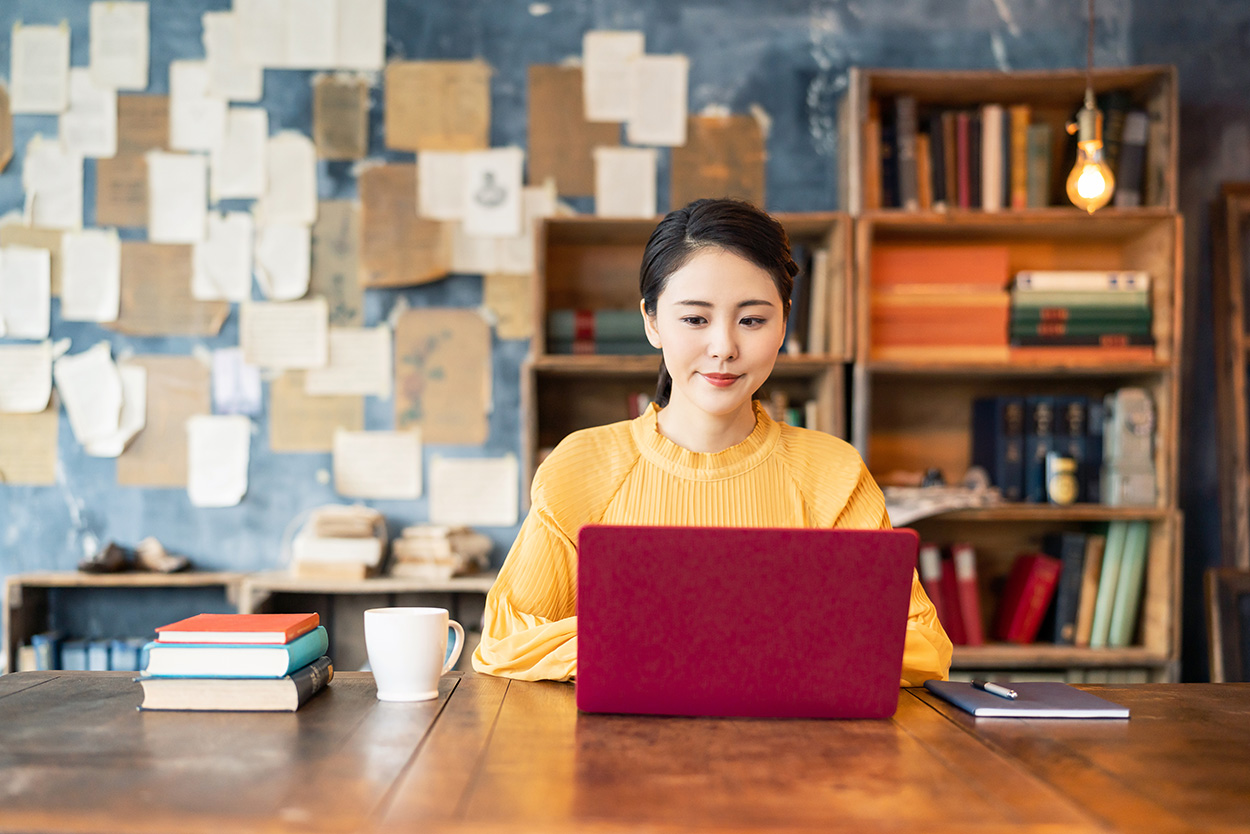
[1008,270,1155,361]
[136,613,332,712]
[390,524,491,580]
[291,505,388,580]
[545,309,653,355]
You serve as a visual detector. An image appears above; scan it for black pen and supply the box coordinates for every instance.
[971,679,1018,700]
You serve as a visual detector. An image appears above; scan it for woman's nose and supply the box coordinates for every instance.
[708,325,737,360]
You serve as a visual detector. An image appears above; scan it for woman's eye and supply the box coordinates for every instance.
[740,317,766,327]
[680,316,706,326]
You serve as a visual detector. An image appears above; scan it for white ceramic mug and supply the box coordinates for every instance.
[364,607,465,702]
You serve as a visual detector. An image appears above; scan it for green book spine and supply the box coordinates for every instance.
[1009,320,1153,338]
[1107,521,1150,647]
[1011,290,1150,309]
[1010,306,1153,325]
[546,309,647,341]
[1089,521,1128,649]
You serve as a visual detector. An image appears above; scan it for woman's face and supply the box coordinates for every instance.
[641,247,787,426]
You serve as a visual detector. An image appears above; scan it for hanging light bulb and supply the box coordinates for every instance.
[1066,89,1115,213]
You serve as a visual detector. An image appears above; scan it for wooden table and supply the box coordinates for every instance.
[1,673,1247,834]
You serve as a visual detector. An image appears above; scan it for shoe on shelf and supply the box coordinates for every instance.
[134,537,191,573]
[77,542,133,573]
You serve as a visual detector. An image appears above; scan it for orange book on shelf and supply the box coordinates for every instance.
[156,613,321,645]
[1008,345,1157,364]
[871,244,1010,288]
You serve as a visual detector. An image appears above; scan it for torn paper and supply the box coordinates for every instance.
[234,0,287,68]
[333,429,422,499]
[313,75,368,160]
[255,222,311,300]
[22,136,83,231]
[483,273,533,340]
[0,226,62,295]
[0,341,53,413]
[169,60,226,152]
[429,455,519,527]
[285,0,337,70]
[0,245,52,339]
[240,297,329,369]
[60,229,121,322]
[359,163,453,288]
[147,151,207,243]
[256,132,317,226]
[187,415,251,507]
[305,326,392,397]
[203,11,263,102]
[528,64,619,197]
[582,30,644,123]
[84,363,146,458]
[60,68,118,159]
[211,107,268,202]
[384,60,491,152]
[113,242,228,337]
[116,94,168,153]
[53,341,123,446]
[193,212,253,302]
[116,355,210,487]
[90,1,150,91]
[417,150,467,220]
[212,347,262,416]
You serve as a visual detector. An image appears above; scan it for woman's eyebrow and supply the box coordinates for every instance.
[671,299,776,308]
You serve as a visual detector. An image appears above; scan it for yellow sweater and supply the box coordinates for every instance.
[473,402,952,686]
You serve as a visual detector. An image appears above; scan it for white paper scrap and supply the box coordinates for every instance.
[417,150,468,220]
[627,54,689,146]
[0,341,54,414]
[0,246,52,339]
[305,326,392,397]
[239,297,328,369]
[463,147,524,238]
[285,0,338,70]
[582,30,644,122]
[193,212,254,302]
[187,415,251,507]
[22,136,83,231]
[451,223,499,274]
[52,341,123,446]
[203,11,264,102]
[211,107,268,202]
[147,151,208,244]
[84,363,147,458]
[169,60,227,152]
[10,23,70,115]
[60,68,118,159]
[429,455,519,527]
[254,222,311,300]
[257,132,318,227]
[234,0,288,69]
[495,182,558,274]
[60,229,121,322]
[90,1,150,91]
[212,347,262,416]
[594,147,657,218]
[333,429,422,499]
[336,0,386,71]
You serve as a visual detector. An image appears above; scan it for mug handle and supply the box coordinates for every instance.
[442,620,465,675]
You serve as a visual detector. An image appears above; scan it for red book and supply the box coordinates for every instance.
[949,543,985,646]
[156,613,320,645]
[956,110,971,209]
[916,542,947,624]
[994,554,1062,644]
[938,554,968,645]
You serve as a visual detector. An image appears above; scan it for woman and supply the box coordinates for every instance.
[473,198,952,686]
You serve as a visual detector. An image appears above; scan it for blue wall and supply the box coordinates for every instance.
[3,0,1242,678]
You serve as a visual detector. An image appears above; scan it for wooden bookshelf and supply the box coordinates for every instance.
[1214,184,1250,571]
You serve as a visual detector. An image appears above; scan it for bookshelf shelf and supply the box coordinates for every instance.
[533,353,847,375]
[866,361,1173,376]
[921,505,1172,523]
[952,643,1171,670]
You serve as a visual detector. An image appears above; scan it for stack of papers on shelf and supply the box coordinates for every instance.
[290,505,387,580]
[136,613,332,712]
[389,524,491,581]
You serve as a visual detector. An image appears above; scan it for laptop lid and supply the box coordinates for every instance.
[576,526,919,719]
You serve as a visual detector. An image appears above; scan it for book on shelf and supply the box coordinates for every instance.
[967,109,983,210]
[1099,89,1133,180]
[1023,395,1055,504]
[1088,521,1129,648]
[1013,270,1150,292]
[926,111,947,209]
[547,309,647,344]
[994,553,1062,644]
[1008,104,1030,209]
[1009,305,1153,325]
[1053,395,1088,502]
[949,542,985,646]
[156,613,321,645]
[1043,531,1088,645]
[1107,520,1150,647]
[937,552,968,645]
[917,542,947,624]
[1011,290,1151,310]
[141,625,330,678]
[971,395,1025,502]
[863,97,883,210]
[941,110,958,210]
[915,132,933,210]
[1025,122,1052,208]
[895,96,919,211]
[1074,533,1107,646]
[1008,345,1156,363]
[807,247,830,355]
[955,110,972,209]
[979,103,1003,213]
[138,655,334,712]
[1009,333,1155,348]
[1144,87,1169,207]
[1113,109,1149,208]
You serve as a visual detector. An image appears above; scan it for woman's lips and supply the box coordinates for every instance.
[702,373,741,388]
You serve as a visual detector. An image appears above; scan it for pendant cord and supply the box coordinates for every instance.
[1085,0,1096,109]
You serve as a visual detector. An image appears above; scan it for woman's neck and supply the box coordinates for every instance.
[654,398,758,453]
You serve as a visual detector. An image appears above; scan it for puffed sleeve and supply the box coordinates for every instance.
[471,501,579,682]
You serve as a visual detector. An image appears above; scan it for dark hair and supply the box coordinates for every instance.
[640,198,798,408]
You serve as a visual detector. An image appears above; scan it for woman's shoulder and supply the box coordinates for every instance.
[775,422,865,465]
[531,418,641,525]
[774,423,885,525]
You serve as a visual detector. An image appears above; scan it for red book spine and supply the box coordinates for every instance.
[956,111,971,209]
[573,309,595,355]
[917,542,947,624]
[995,553,1062,643]
[950,543,985,646]
[939,555,968,645]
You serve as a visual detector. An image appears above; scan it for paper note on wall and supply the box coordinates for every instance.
[95,154,147,229]
[116,355,210,487]
[187,415,251,508]
[394,308,491,445]
[60,229,121,322]
[22,136,83,231]
[60,69,118,159]
[384,61,491,152]
[0,226,63,295]
[358,163,453,288]
[234,0,287,67]
[285,0,338,70]
[10,23,70,114]
[147,151,207,243]
[494,182,557,274]
[313,75,369,160]
[417,150,467,220]
[463,148,524,238]
[336,0,385,70]
[582,30,644,123]
[116,94,169,153]
[192,212,254,302]
[269,370,363,452]
[0,246,52,339]
[211,107,268,202]
[0,341,53,414]
[53,342,123,446]
[90,1,150,91]
[255,222,312,300]
[528,65,619,197]
[84,363,147,458]
[627,55,689,147]
[305,326,392,397]
[112,242,228,337]
[0,398,59,485]
[594,147,657,218]
[212,347,262,417]
[483,273,533,341]
[240,298,329,369]
[310,200,363,325]
[429,455,519,526]
[333,429,422,499]
[671,114,766,209]
[169,61,226,152]
[256,132,317,227]
[203,11,263,102]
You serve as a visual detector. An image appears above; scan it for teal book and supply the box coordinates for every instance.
[1107,520,1150,647]
[140,626,329,678]
[1089,522,1128,648]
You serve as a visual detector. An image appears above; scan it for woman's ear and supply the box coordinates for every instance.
[640,299,662,349]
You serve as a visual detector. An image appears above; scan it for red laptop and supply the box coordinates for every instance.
[576,525,919,719]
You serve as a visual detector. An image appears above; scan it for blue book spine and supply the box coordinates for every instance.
[1086,397,1106,503]
[87,640,112,671]
[30,631,62,671]
[1054,395,1089,502]
[972,396,1026,502]
[141,626,330,678]
[1024,395,1055,503]
[60,639,89,671]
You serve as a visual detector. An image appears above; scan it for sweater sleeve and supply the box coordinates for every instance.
[471,502,579,681]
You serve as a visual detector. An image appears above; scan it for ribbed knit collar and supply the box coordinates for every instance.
[631,400,781,481]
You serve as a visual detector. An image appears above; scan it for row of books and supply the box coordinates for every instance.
[18,633,148,672]
[866,92,1156,212]
[136,612,333,712]
[972,387,1156,505]
[1008,270,1154,357]
[919,521,1150,648]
